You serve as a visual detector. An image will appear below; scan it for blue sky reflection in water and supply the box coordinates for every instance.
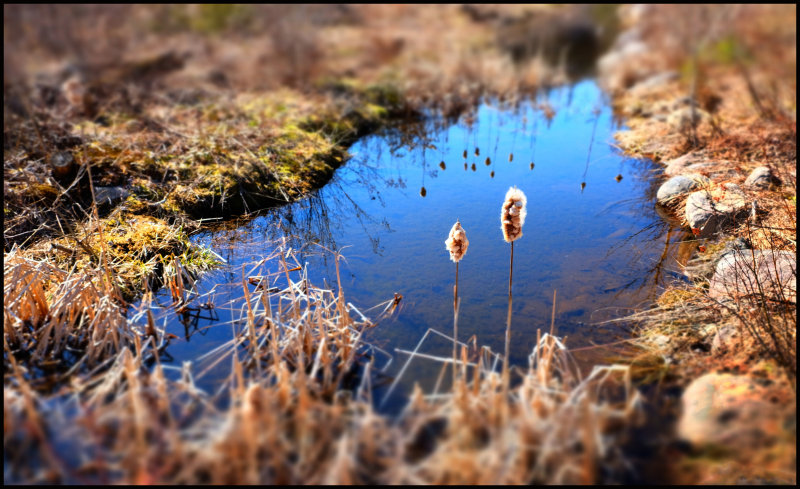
[139,80,685,409]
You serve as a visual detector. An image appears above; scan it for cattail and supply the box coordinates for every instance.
[420,186,427,197]
[530,162,535,170]
[475,147,480,156]
[501,186,527,243]
[501,186,527,389]
[509,153,514,162]
[471,163,476,171]
[439,161,446,170]
[490,171,495,178]
[485,157,491,166]
[445,220,468,379]
[464,162,468,170]
[445,220,468,263]
[463,149,468,159]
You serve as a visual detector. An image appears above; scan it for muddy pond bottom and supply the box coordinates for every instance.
[143,80,687,409]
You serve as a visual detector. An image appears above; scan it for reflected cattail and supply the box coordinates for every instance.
[490,170,495,178]
[615,174,623,182]
[530,162,535,170]
[445,220,468,263]
[509,153,514,162]
[420,187,427,197]
[471,163,476,171]
[463,149,468,159]
[485,157,491,166]
[464,162,468,170]
[501,186,527,243]
[581,182,586,191]
[475,147,480,156]
[439,161,446,170]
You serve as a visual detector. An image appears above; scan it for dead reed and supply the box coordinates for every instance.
[4,242,644,484]
[3,248,134,377]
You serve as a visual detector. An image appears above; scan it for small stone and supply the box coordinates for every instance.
[94,186,130,207]
[124,119,144,133]
[629,71,679,94]
[650,334,671,349]
[656,174,707,204]
[667,106,709,131]
[744,166,780,190]
[711,324,739,353]
[663,152,715,177]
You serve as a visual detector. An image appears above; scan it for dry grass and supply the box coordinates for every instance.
[4,243,644,484]
[3,249,133,381]
[3,207,220,384]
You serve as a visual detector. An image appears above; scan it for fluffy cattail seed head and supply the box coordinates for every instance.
[501,186,527,243]
[445,220,469,262]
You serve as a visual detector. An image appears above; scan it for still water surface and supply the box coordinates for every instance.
[139,80,687,407]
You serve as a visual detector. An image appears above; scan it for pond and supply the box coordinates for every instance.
[137,79,689,410]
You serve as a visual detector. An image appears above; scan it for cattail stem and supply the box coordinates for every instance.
[453,261,459,381]
[504,240,514,388]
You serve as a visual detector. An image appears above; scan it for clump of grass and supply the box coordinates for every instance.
[4,244,645,484]
[29,214,219,303]
[3,248,135,379]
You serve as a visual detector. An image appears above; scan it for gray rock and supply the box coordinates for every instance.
[656,174,708,204]
[744,166,780,189]
[630,71,679,94]
[711,324,739,353]
[648,334,671,349]
[667,106,709,131]
[678,373,784,448]
[685,183,747,236]
[720,237,750,256]
[663,153,714,176]
[94,186,130,207]
[709,249,796,302]
[663,152,704,176]
[597,40,653,92]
